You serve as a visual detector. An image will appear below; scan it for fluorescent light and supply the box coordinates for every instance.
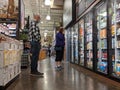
[42,5,44,7]
[41,21,43,23]
[45,30,48,32]
[44,32,47,37]
[99,12,107,16]
[45,0,50,6]
[46,15,51,20]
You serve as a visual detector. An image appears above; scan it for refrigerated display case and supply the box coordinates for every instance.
[96,2,108,74]
[85,11,93,69]
[110,0,120,78]
[79,19,85,66]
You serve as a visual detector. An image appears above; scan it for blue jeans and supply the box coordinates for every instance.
[30,41,40,73]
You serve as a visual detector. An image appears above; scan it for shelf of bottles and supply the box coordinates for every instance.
[111,0,120,78]
[96,3,108,74]
[74,24,79,64]
[85,12,93,69]
[79,19,85,66]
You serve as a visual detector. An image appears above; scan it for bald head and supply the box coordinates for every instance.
[34,15,40,23]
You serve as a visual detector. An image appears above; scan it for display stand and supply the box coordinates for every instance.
[0,34,23,89]
[21,50,30,68]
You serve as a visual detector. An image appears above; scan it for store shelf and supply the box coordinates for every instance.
[0,33,23,87]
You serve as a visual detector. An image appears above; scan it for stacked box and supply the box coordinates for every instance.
[0,67,9,86]
[0,34,23,86]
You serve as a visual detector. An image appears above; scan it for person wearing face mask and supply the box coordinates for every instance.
[29,14,44,76]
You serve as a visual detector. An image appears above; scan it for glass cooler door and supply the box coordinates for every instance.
[110,0,120,78]
[85,12,93,69]
[96,3,108,74]
[79,19,85,66]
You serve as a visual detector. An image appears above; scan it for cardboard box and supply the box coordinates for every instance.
[4,50,10,66]
[0,43,10,50]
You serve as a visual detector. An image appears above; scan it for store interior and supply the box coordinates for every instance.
[1,0,120,89]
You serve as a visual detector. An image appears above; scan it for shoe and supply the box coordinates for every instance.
[59,66,64,69]
[55,67,60,71]
[55,66,62,71]
[30,72,44,76]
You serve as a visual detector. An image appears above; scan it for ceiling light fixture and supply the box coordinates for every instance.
[44,32,47,37]
[42,5,44,7]
[45,0,51,6]
[46,7,51,20]
[46,15,51,20]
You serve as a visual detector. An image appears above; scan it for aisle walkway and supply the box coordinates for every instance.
[7,57,120,90]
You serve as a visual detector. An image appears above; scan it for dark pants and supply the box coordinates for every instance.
[48,50,51,57]
[30,41,40,73]
[55,47,64,61]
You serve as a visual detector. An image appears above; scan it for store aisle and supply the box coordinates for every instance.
[7,57,120,90]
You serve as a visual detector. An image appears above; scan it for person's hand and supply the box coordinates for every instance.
[30,53,32,56]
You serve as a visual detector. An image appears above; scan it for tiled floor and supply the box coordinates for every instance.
[7,57,120,90]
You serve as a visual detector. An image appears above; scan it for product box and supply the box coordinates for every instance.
[0,67,9,86]
[11,44,15,50]
[100,29,106,39]
[17,63,20,74]
[14,44,18,50]
[100,30,103,38]
[112,38,115,48]
[0,51,4,68]
[117,41,120,48]
[0,43,10,50]
[4,50,10,66]
[116,63,120,75]
[99,61,107,72]
[111,25,115,36]
[0,34,22,86]
[0,50,10,67]
[9,50,13,64]
[9,65,15,80]
[79,27,83,36]
[102,29,106,38]
[117,28,120,35]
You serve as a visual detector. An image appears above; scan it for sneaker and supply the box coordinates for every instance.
[30,72,44,76]
[59,66,64,69]
[55,67,61,71]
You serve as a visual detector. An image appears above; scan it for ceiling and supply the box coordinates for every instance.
[23,0,64,37]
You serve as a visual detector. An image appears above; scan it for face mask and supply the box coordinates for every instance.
[36,20,40,24]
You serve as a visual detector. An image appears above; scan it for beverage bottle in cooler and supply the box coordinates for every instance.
[116,63,120,75]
